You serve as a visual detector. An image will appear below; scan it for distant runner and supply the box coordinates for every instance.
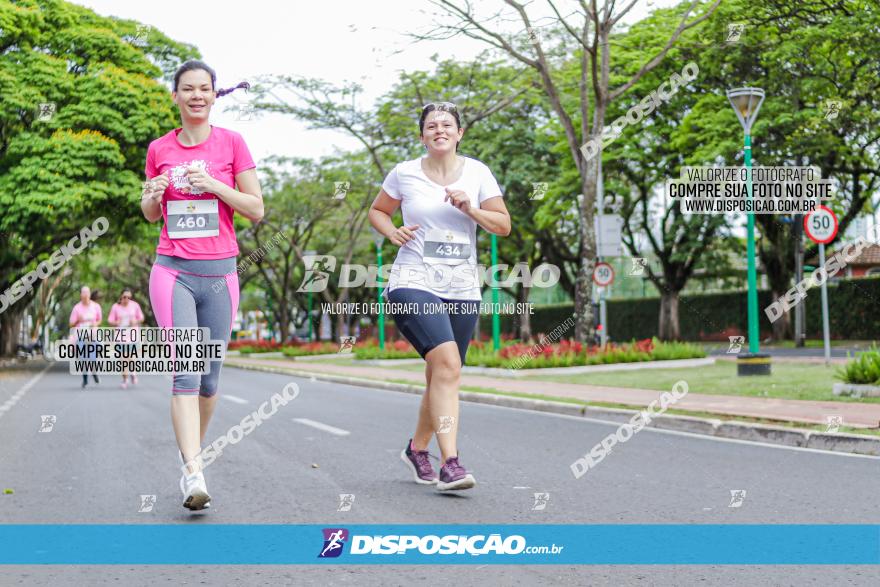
[69,286,102,390]
[107,288,145,389]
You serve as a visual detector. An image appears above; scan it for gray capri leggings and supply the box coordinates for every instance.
[148,254,239,397]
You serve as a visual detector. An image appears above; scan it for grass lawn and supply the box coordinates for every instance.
[520,361,877,403]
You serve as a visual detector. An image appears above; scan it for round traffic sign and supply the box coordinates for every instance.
[804,205,838,244]
[593,262,615,286]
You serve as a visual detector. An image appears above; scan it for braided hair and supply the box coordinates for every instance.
[172,60,248,98]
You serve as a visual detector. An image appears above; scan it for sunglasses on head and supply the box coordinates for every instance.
[422,102,458,113]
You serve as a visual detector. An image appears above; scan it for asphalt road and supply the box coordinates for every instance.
[0,361,878,586]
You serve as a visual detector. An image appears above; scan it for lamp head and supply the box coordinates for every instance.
[726,87,765,133]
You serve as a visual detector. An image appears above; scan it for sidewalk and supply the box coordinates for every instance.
[227,357,880,430]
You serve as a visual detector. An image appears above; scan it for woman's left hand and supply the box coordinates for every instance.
[186,164,221,195]
[445,188,472,215]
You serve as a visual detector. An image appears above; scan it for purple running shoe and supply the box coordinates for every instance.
[436,455,476,491]
[400,438,438,485]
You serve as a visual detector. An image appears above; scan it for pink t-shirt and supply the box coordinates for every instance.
[108,301,144,328]
[70,301,102,328]
[145,125,256,260]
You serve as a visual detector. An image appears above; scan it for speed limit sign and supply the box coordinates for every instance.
[593,262,615,286]
[804,205,838,244]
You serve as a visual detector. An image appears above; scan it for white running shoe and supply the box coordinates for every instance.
[178,451,210,509]
[180,471,211,511]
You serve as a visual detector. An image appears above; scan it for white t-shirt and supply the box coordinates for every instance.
[381,156,503,301]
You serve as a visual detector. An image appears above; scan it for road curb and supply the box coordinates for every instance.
[226,361,880,457]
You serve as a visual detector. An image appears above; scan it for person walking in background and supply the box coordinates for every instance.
[69,286,102,389]
[107,288,145,389]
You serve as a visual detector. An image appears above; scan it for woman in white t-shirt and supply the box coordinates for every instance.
[368,102,510,491]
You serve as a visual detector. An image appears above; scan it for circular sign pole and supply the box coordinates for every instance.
[805,206,838,366]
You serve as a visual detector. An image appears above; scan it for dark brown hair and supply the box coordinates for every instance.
[419,103,462,151]
[172,60,249,98]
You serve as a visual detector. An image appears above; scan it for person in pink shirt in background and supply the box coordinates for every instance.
[69,285,102,389]
[107,288,145,389]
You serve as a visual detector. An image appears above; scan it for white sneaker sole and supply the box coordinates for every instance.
[436,474,476,492]
[400,450,438,485]
[179,467,211,511]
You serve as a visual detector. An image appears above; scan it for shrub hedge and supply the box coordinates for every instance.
[478,277,880,340]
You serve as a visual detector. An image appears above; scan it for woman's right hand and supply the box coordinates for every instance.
[390,224,420,247]
[143,173,169,201]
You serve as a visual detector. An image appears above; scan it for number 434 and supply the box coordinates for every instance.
[436,244,461,256]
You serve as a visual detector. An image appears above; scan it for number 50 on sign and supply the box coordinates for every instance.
[593,262,615,287]
[804,205,838,245]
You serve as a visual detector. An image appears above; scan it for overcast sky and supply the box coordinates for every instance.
[75,0,672,164]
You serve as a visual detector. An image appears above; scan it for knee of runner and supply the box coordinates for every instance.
[428,349,462,376]
[199,383,218,398]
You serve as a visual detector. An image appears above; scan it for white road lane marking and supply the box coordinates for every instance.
[222,394,249,404]
[293,418,350,436]
[0,363,52,422]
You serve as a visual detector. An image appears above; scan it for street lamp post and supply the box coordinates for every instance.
[303,249,316,342]
[490,233,501,352]
[371,229,385,351]
[727,87,771,376]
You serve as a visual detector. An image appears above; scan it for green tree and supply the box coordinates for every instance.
[675,0,880,340]
[239,154,380,341]
[0,0,195,354]
[422,0,723,342]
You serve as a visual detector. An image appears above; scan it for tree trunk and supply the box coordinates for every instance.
[0,308,23,357]
[769,289,791,342]
[277,304,290,343]
[335,312,347,342]
[658,290,681,341]
[573,154,599,342]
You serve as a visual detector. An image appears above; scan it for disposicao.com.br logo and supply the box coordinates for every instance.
[318,528,563,558]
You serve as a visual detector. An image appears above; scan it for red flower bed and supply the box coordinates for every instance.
[392,339,413,351]
[228,339,281,351]
[497,337,654,359]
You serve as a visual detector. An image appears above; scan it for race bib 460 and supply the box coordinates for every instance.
[166,199,220,239]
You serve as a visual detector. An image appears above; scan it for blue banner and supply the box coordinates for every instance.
[0,525,877,565]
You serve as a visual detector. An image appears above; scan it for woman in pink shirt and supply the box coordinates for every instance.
[141,60,264,511]
[107,289,145,389]
[69,286,102,389]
